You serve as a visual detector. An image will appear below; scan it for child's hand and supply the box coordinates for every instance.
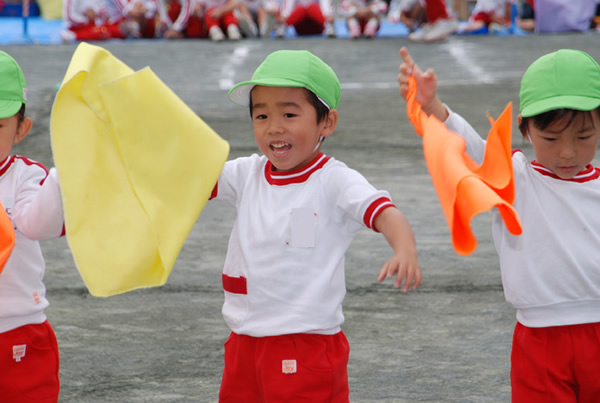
[377,251,421,293]
[164,29,183,39]
[209,7,224,18]
[193,3,205,16]
[397,47,448,121]
[84,8,96,22]
[355,6,374,19]
[129,2,147,18]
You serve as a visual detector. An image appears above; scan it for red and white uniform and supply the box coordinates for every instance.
[197,0,240,31]
[199,0,232,10]
[156,0,192,32]
[337,0,388,19]
[63,0,128,40]
[422,0,452,23]
[445,110,600,328]
[237,0,263,13]
[104,0,158,23]
[211,153,394,337]
[63,0,107,28]
[280,0,334,20]
[445,108,600,400]
[470,0,511,26]
[0,156,63,401]
[0,156,64,333]
[386,0,451,25]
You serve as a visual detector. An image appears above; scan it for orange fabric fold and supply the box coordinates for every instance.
[406,76,522,255]
[0,203,15,274]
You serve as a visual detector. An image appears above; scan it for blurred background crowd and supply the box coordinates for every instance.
[1,0,599,43]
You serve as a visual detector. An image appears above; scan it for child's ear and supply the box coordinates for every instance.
[14,116,32,144]
[517,114,530,142]
[320,109,338,139]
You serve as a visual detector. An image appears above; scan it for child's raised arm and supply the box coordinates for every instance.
[375,207,421,293]
[397,47,448,122]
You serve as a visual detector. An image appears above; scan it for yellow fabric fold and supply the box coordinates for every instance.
[50,42,229,296]
[406,76,522,255]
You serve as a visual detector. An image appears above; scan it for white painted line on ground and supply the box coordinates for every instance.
[205,76,509,93]
[445,42,496,85]
[340,78,501,90]
[342,82,399,89]
[219,45,251,91]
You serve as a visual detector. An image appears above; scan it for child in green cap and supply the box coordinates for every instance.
[0,51,65,400]
[397,47,600,401]
[210,49,421,401]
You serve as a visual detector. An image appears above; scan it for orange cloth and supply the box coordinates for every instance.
[406,76,522,255]
[0,204,14,274]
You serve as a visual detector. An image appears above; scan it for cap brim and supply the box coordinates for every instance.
[228,78,305,106]
[521,95,600,117]
[0,101,22,119]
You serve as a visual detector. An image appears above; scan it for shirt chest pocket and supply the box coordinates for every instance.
[287,208,317,248]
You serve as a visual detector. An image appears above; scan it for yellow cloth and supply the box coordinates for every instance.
[0,203,15,275]
[51,43,229,296]
[36,0,62,20]
[406,76,522,255]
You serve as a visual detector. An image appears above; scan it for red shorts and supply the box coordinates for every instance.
[287,4,325,35]
[0,320,60,402]
[219,331,350,402]
[511,321,600,402]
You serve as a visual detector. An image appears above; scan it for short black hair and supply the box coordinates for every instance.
[17,104,26,123]
[248,87,331,123]
[519,106,600,138]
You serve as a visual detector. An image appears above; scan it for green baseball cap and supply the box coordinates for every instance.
[0,51,27,119]
[520,49,600,117]
[228,50,340,110]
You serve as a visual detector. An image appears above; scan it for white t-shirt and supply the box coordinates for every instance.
[446,110,600,328]
[212,153,394,337]
[0,156,64,333]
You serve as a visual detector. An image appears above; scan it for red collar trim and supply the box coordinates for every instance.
[0,156,15,177]
[265,153,331,185]
[530,161,600,183]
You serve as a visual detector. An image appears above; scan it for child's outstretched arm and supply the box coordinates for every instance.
[375,207,421,292]
[399,46,487,162]
[397,47,448,122]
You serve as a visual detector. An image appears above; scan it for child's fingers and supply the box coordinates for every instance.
[378,261,399,284]
[399,47,421,78]
[394,267,410,291]
[377,264,389,283]
[422,68,437,85]
[412,268,422,290]
[398,63,412,77]
[397,63,414,100]
[396,265,422,292]
[379,260,421,292]
[399,47,414,70]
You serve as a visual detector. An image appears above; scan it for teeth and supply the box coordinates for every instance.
[271,142,289,149]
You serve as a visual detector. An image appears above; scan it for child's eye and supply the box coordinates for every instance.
[283,113,296,118]
[542,137,557,142]
[578,135,593,140]
[254,114,267,120]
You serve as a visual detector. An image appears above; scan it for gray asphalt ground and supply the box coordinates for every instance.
[3,33,600,402]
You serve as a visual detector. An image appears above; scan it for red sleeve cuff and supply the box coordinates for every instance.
[363,197,395,232]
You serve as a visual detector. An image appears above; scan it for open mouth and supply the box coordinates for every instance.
[270,142,291,156]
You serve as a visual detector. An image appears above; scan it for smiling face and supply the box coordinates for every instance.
[250,85,337,172]
[522,110,600,180]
